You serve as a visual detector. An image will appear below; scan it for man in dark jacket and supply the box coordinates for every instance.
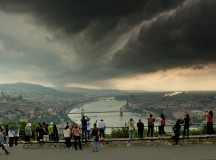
[137,119,144,138]
[172,119,181,146]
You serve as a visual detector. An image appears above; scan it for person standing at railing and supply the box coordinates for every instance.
[14,123,20,146]
[63,124,72,149]
[81,115,90,143]
[53,124,59,141]
[24,123,32,142]
[147,114,155,137]
[137,119,144,138]
[183,114,190,138]
[87,118,91,140]
[172,119,181,146]
[92,123,99,152]
[98,119,106,139]
[8,127,15,147]
[71,123,82,150]
[48,122,54,141]
[158,113,166,138]
[205,111,214,136]
[127,118,135,139]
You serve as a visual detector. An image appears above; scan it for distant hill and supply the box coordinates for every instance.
[0,82,130,99]
[0,83,84,100]
[0,82,150,101]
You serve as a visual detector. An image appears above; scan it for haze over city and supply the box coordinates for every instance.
[0,0,216,91]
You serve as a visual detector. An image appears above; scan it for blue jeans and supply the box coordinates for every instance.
[92,136,99,152]
[82,129,87,142]
[99,128,105,138]
[129,130,134,138]
[183,126,189,137]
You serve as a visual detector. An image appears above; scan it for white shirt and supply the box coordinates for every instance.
[98,120,106,129]
[63,128,71,138]
[87,121,91,131]
[8,130,15,137]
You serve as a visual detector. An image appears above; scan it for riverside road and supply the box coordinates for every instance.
[1,144,216,160]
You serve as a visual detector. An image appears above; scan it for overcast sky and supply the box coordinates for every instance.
[0,0,216,91]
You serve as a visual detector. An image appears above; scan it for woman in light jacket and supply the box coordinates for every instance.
[8,129,15,147]
[71,123,82,150]
[63,125,71,149]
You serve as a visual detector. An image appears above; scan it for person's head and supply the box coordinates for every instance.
[27,123,31,127]
[65,125,69,130]
[101,119,103,121]
[150,114,152,117]
[209,111,213,117]
[186,114,190,119]
[176,119,181,125]
[82,116,85,119]
[139,119,141,122]
[74,123,78,128]
[161,113,165,119]
[93,123,97,128]
[130,118,133,121]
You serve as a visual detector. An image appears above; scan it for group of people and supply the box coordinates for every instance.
[80,116,106,143]
[172,110,214,146]
[127,113,166,139]
[63,115,105,152]
[0,110,213,152]
[127,110,214,146]
[35,122,59,143]
[2,124,20,148]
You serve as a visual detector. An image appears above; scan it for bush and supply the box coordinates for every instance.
[111,127,128,138]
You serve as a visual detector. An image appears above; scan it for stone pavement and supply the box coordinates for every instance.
[1,144,216,160]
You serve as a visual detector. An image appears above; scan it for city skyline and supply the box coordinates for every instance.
[0,0,216,91]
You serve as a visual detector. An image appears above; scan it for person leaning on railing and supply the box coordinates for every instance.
[183,114,190,138]
[147,114,155,137]
[205,111,214,136]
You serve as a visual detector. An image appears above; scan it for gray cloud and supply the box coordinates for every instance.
[0,0,216,88]
[112,0,216,74]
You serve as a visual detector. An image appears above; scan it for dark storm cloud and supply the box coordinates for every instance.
[1,0,215,85]
[0,0,184,36]
[112,0,216,73]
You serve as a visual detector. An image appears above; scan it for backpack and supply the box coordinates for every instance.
[148,118,154,126]
[189,119,192,126]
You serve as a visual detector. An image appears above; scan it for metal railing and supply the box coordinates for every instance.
[16,123,215,141]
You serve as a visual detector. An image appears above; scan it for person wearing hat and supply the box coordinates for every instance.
[48,122,54,141]
[25,123,32,142]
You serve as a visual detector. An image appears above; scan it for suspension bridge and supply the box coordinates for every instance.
[68,107,124,116]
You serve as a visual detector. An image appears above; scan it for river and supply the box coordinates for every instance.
[68,98,166,133]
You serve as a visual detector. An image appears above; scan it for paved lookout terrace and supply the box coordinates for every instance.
[1,143,216,160]
[1,135,216,160]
